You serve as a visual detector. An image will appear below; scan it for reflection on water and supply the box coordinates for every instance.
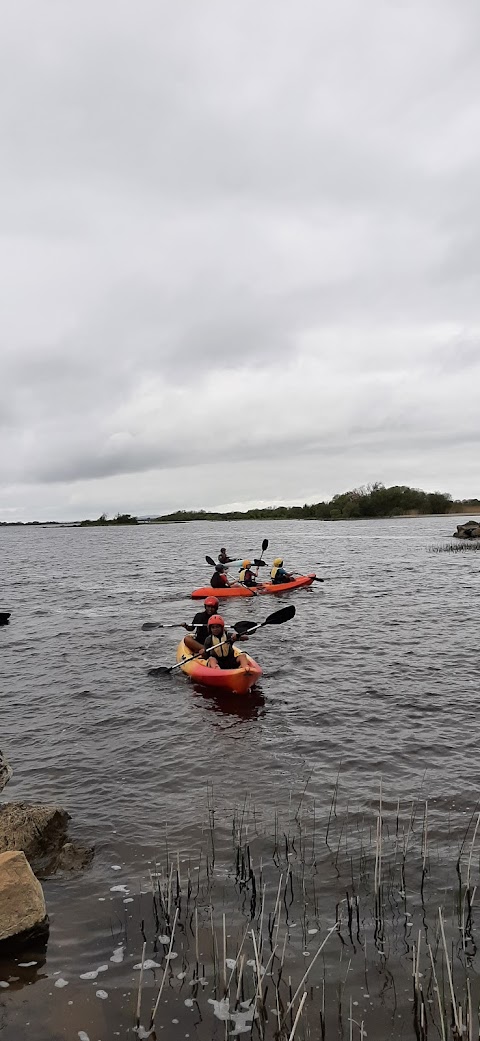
[191,682,266,723]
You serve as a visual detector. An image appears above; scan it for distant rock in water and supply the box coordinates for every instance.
[0,803,94,879]
[453,520,480,539]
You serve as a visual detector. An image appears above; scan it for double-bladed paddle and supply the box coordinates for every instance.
[142,621,195,632]
[205,555,266,568]
[147,603,295,676]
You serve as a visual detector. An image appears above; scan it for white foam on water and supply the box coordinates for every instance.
[165,952,178,960]
[111,865,122,870]
[136,1028,153,1040]
[184,998,193,1007]
[78,1033,90,1041]
[133,959,161,970]
[110,885,129,893]
[110,947,124,964]
[308,928,318,935]
[18,961,37,967]
[225,958,237,969]
[97,964,109,973]
[208,998,230,1021]
[177,971,186,979]
[123,897,133,903]
[158,934,170,944]
[0,982,9,988]
[80,970,99,980]
[96,990,108,999]
[55,978,68,988]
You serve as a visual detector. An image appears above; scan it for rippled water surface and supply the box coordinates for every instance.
[1,517,479,1039]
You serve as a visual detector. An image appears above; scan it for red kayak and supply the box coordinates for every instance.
[258,574,316,594]
[175,640,262,694]
[191,585,255,599]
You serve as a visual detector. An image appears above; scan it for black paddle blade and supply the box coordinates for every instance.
[205,555,216,566]
[148,665,172,676]
[313,576,324,582]
[142,622,161,630]
[262,538,268,552]
[265,604,296,625]
[253,559,266,567]
[233,620,256,635]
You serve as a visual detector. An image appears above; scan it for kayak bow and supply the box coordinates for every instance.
[175,639,262,694]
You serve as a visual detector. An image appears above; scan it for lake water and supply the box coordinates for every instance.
[1,516,479,1040]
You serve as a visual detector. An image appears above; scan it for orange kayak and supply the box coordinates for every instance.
[258,573,316,594]
[191,585,255,599]
[175,640,262,694]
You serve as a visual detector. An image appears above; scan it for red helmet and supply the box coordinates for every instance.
[208,614,225,628]
[204,596,219,608]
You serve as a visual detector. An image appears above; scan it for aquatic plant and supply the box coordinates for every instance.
[121,784,480,1040]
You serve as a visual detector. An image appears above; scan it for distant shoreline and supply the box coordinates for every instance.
[1,484,478,528]
[1,509,478,529]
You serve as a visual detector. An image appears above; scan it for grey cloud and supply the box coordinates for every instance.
[1,0,480,518]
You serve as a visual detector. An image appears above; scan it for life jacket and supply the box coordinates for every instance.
[239,567,255,585]
[208,634,231,659]
[211,571,228,588]
[270,565,279,580]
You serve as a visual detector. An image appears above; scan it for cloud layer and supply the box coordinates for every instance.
[1,0,479,518]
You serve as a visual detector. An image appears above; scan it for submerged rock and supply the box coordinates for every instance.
[0,850,48,952]
[453,520,480,539]
[0,803,94,878]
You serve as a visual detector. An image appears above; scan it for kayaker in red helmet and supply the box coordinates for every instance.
[183,595,219,654]
[210,563,239,589]
[204,616,251,671]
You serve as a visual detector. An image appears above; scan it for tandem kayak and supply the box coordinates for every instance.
[175,639,262,695]
[258,573,316,594]
[191,585,255,599]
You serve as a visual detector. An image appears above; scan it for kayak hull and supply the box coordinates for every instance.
[258,573,316,594]
[191,585,255,599]
[175,640,262,695]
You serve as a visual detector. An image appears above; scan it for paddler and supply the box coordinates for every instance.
[270,558,295,584]
[238,559,258,587]
[204,615,251,671]
[218,548,234,564]
[183,595,219,654]
[210,563,239,589]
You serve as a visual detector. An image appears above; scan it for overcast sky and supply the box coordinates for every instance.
[1,0,479,520]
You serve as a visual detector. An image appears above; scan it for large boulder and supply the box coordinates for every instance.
[0,850,48,950]
[0,803,94,878]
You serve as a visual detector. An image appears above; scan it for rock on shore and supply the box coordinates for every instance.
[453,520,480,539]
[0,803,94,878]
[0,850,48,950]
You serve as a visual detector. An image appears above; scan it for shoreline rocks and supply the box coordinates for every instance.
[0,851,48,953]
[0,803,94,879]
[453,520,480,539]
[0,750,12,794]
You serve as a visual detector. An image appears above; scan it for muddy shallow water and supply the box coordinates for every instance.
[1,516,479,1039]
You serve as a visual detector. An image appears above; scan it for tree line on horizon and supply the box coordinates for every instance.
[1,484,479,526]
[152,483,478,523]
